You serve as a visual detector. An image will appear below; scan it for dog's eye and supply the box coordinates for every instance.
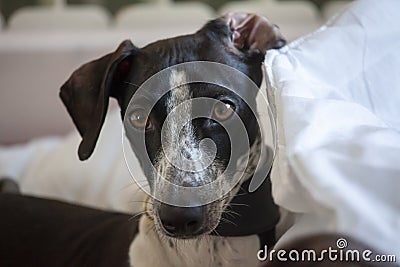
[213,101,235,121]
[130,109,153,130]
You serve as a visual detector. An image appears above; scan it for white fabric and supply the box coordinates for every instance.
[264,0,400,257]
[322,0,354,20]
[0,109,144,214]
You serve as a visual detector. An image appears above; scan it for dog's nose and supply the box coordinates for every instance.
[158,203,205,237]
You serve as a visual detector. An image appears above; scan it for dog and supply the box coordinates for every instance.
[0,13,285,267]
[60,12,286,267]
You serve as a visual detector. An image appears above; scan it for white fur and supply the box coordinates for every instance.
[129,216,263,267]
[156,70,216,189]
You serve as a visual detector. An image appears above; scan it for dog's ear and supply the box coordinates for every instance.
[222,12,286,55]
[60,40,138,161]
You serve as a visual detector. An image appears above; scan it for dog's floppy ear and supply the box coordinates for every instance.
[60,40,137,161]
[222,12,286,55]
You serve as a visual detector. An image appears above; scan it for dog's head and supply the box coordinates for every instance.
[60,13,285,239]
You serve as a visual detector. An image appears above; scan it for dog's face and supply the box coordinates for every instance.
[60,13,285,239]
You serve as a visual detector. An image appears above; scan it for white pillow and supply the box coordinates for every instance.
[265,0,400,257]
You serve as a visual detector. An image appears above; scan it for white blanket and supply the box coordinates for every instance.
[265,0,400,257]
[0,109,143,214]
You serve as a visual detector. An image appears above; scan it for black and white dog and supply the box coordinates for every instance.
[0,13,285,267]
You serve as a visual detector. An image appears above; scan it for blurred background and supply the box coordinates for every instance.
[0,0,353,145]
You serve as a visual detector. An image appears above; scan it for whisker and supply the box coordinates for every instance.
[124,81,140,88]
[128,211,146,221]
[219,217,237,227]
[211,229,221,237]
[224,211,241,218]
[127,200,153,206]
[227,202,250,207]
